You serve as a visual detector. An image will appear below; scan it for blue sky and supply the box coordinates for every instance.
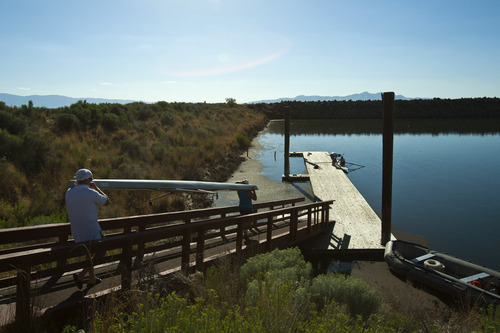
[1,0,499,103]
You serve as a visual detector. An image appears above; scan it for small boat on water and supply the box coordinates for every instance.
[384,240,500,306]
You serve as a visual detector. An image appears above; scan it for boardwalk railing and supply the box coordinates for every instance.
[0,197,334,323]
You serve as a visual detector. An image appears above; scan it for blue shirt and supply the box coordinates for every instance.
[65,184,107,242]
[237,190,253,214]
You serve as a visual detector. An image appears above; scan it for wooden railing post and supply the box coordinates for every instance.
[196,227,205,271]
[56,234,68,271]
[133,225,146,269]
[322,202,328,226]
[236,221,243,252]
[181,219,191,273]
[307,207,312,230]
[266,216,273,250]
[220,214,226,237]
[289,209,298,242]
[121,240,132,290]
[313,206,319,229]
[16,261,31,325]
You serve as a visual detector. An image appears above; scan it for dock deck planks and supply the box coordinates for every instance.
[292,152,393,251]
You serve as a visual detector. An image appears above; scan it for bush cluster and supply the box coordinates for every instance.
[0,100,267,227]
[45,246,499,332]
[80,248,388,332]
[63,247,500,332]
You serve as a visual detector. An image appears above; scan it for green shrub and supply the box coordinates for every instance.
[0,110,26,134]
[201,263,246,306]
[55,113,81,133]
[101,113,120,132]
[310,273,381,319]
[94,292,248,333]
[297,301,354,332]
[160,112,175,126]
[240,247,312,330]
[479,305,500,332]
[151,142,167,163]
[0,129,21,160]
[17,132,53,176]
[235,132,250,150]
[245,274,310,331]
[69,102,92,128]
[119,138,143,159]
[240,247,312,286]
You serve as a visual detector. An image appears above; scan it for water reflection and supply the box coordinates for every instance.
[266,118,500,135]
[257,118,500,270]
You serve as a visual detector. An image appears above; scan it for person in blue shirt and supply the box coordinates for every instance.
[66,168,110,290]
[236,180,257,215]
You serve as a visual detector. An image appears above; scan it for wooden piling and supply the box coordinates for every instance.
[381,92,394,245]
[284,107,290,178]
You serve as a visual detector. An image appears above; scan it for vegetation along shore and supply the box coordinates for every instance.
[1,97,499,227]
[1,97,500,331]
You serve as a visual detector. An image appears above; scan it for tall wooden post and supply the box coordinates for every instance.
[284,107,290,179]
[381,92,394,245]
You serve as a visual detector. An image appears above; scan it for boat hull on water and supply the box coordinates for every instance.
[384,240,500,306]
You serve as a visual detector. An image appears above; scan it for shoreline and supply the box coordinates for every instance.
[214,124,309,207]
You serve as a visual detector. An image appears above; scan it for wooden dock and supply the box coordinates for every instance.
[287,152,394,254]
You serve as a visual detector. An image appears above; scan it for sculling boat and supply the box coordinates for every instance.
[67,179,257,193]
[384,240,500,306]
[67,179,258,204]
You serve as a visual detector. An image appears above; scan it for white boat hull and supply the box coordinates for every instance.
[67,179,258,192]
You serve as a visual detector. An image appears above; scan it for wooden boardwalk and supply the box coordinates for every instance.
[288,152,394,254]
[0,198,333,326]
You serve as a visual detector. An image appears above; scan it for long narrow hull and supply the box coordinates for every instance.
[67,179,258,192]
[384,240,500,306]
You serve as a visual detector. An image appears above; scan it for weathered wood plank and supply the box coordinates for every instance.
[296,152,395,251]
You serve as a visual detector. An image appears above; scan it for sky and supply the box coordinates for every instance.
[1,0,499,103]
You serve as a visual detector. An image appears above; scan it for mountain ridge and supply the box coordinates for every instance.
[250,91,416,103]
[0,91,420,108]
[0,93,137,108]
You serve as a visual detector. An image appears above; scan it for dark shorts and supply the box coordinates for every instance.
[239,207,254,215]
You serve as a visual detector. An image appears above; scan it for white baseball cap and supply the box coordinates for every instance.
[75,168,93,182]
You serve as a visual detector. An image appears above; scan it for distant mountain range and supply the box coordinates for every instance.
[250,92,414,103]
[0,93,137,108]
[0,91,417,108]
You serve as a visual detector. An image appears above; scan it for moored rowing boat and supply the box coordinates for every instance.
[384,240,500,306]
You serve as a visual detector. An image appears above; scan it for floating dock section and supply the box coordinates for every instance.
[288,152,394,254]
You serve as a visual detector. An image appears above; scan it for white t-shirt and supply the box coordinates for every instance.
[65,184,108,242]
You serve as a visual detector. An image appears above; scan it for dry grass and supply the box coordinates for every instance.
[0,102,268,224]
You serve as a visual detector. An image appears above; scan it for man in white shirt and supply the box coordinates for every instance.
[65,168,110,290]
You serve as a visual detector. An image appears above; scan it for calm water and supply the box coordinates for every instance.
[254,119,500,270]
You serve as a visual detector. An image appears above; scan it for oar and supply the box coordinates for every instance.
[346,162,365,167]
[305,159,321,169]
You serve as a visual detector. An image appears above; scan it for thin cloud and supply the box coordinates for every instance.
[167,45,292,77]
